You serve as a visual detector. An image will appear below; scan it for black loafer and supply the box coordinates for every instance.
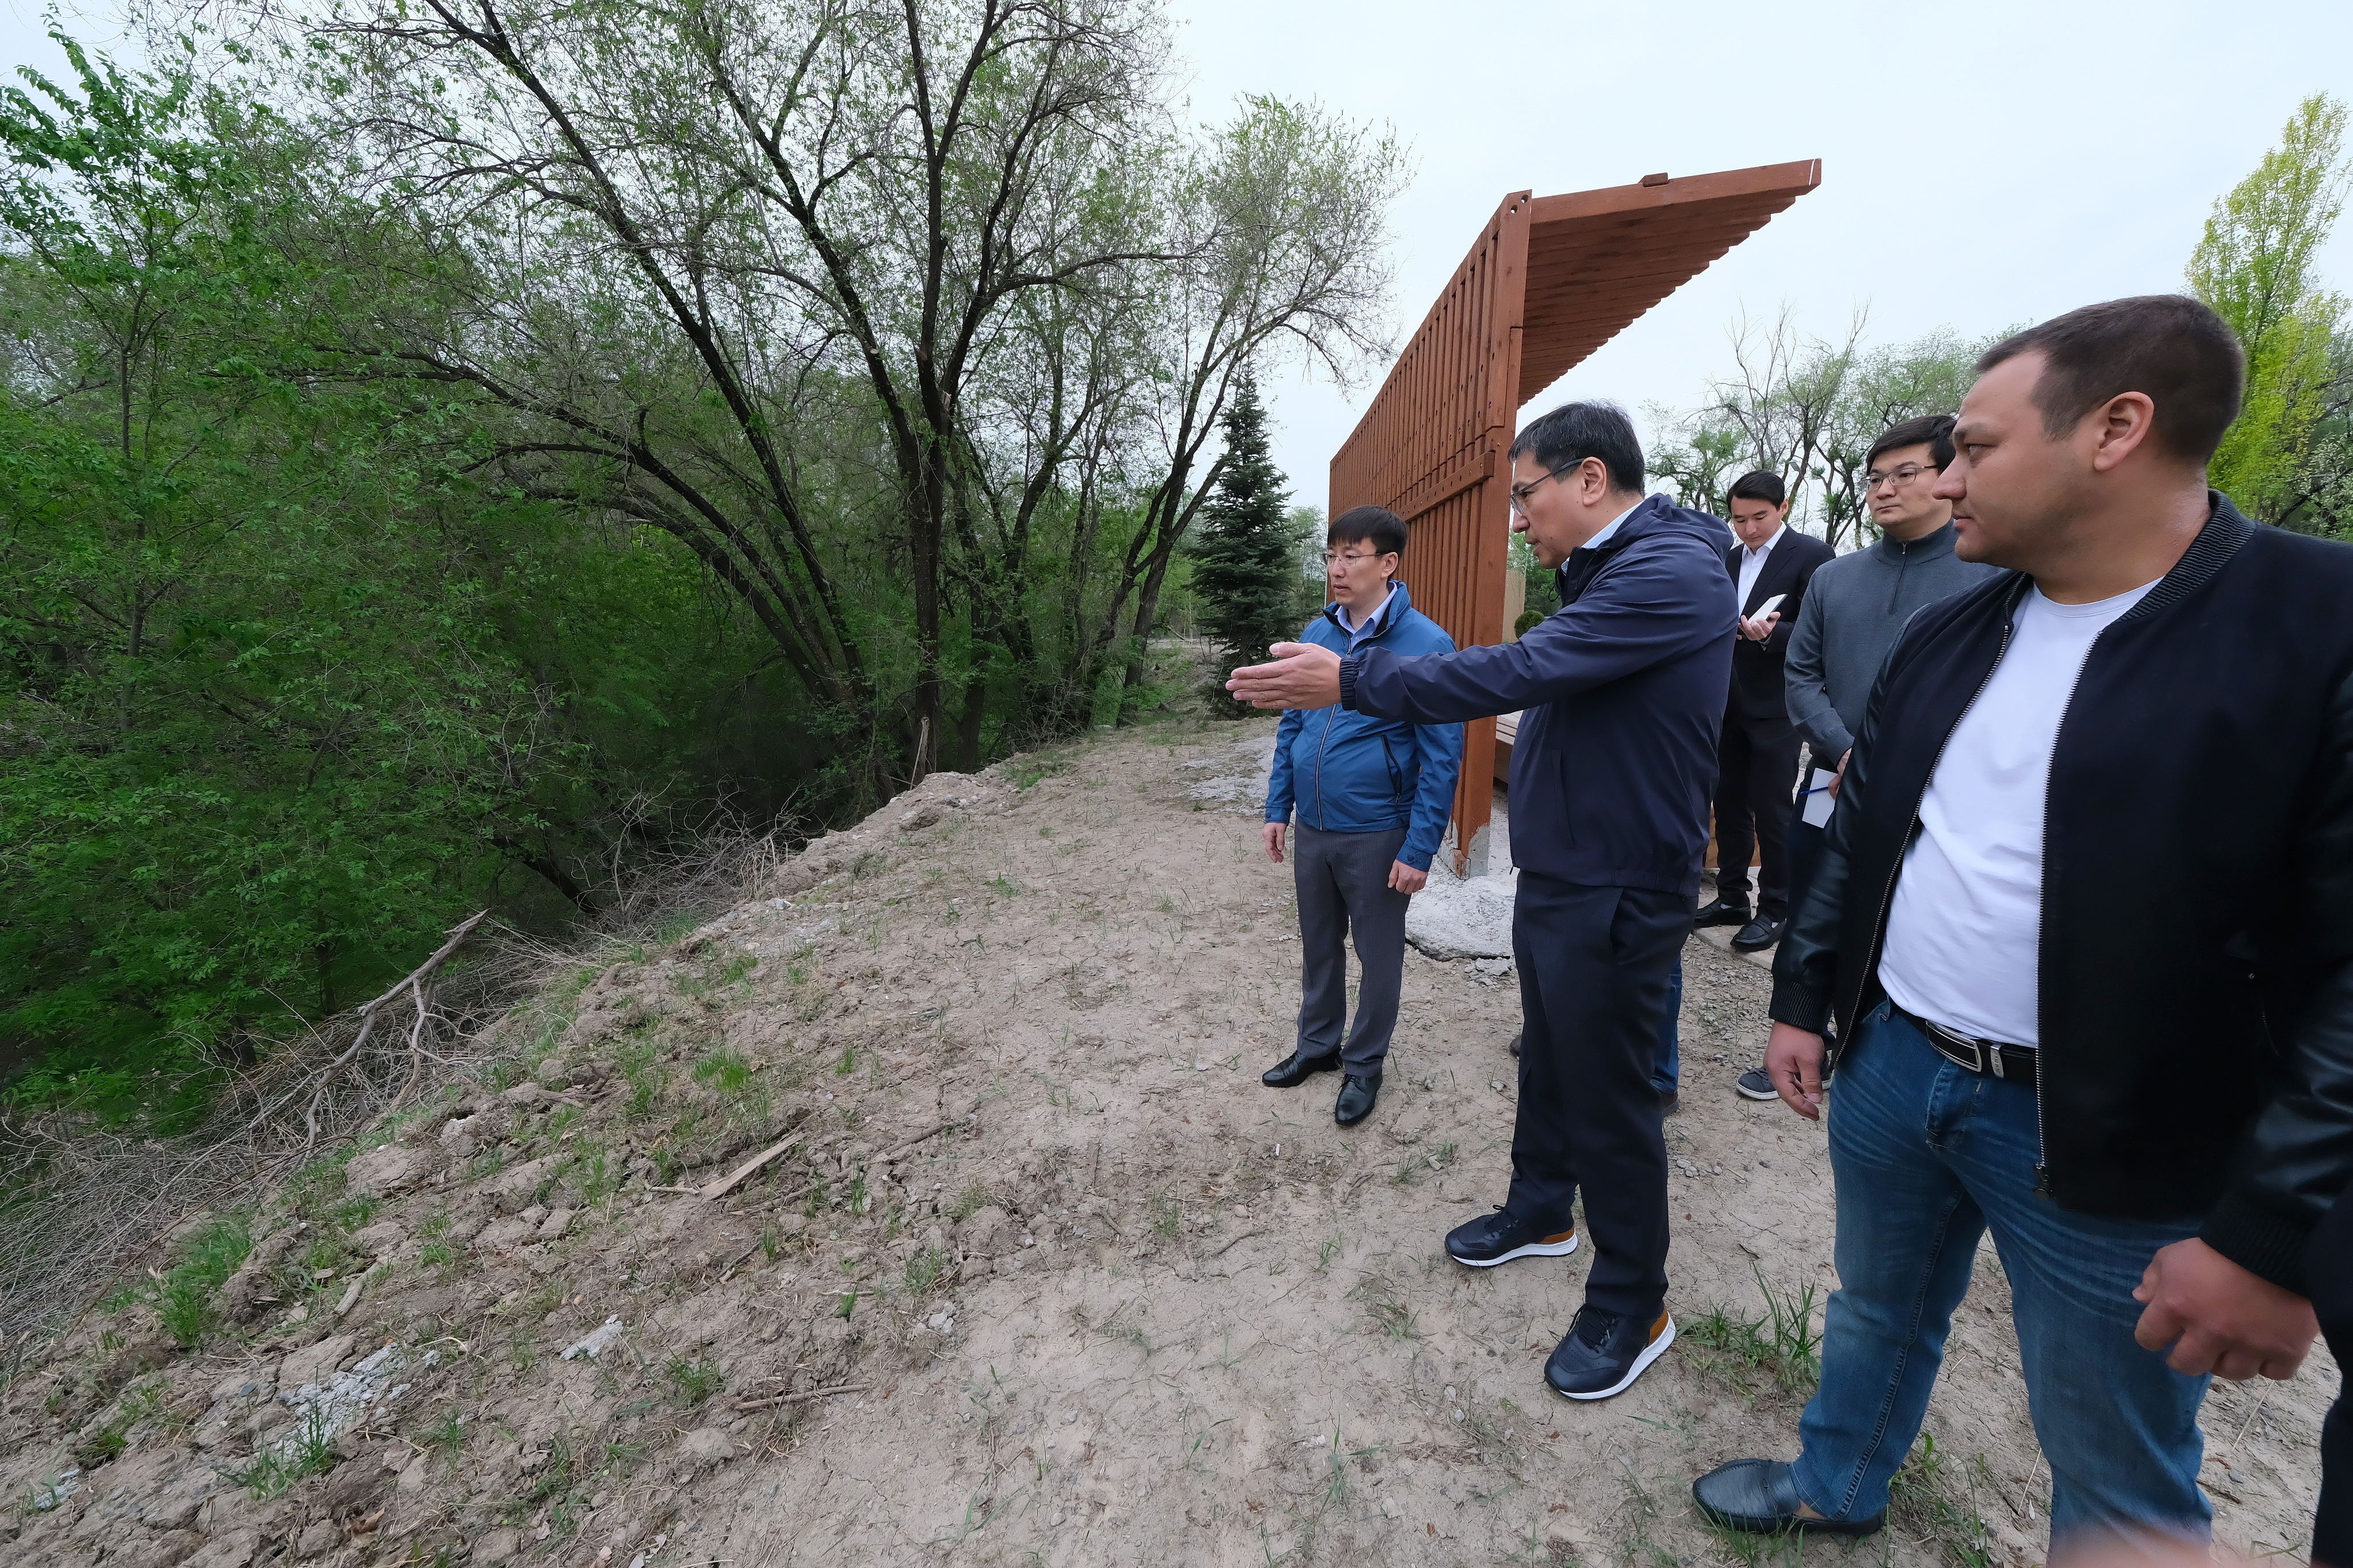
[1692,1458,1883,1536]
[1334,1073,1380,1126]
[1262,1050,1340,1088]
[1444,1207,1578,1268]
[1545,1305,1675,1400]
[1731,916,1785,953]
[1509,1030,1522,1058]
[1694,898,1752,928]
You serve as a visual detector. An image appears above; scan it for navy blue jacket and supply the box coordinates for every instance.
[1337,496,1738,896]
[1265,581,1463,871]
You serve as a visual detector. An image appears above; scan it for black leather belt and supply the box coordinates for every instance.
[1896,1006,2038,1086]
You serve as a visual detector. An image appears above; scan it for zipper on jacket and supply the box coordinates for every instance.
[2027,615,2124,1199]
[1841,616,2014,1071]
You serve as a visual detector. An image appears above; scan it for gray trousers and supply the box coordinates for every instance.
[1292,822,1410,1074]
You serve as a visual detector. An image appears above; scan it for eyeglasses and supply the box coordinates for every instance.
[1322,550,1388,568]
[1508,465,1573,516]
[1864,462,1940,491]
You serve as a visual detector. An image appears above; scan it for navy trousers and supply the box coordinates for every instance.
[1509,872,1688,1321]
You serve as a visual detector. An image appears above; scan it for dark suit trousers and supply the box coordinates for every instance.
[1715,712,1802,919]
[1509,872,1685,1321]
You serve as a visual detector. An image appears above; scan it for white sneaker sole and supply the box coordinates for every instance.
[1555,1315,1677,1401]
[1735,1079,1779,1102]
[1449,1231,1578,1269]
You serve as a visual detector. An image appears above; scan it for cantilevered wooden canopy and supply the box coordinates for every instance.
[1330,158,1821,874]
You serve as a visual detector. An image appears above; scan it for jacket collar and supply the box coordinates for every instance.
[1873,521,1962,562]
[1322,578,1413,639]
[1995,492,2255,628]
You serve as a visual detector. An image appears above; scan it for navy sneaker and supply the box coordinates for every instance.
[1544,1304,1676,1400]
[1444,1207,1578,1269]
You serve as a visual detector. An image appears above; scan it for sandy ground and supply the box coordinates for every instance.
[1,715,2335,1568]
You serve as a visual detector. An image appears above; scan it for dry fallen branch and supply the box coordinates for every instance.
[303,910,491,1154]
[731,1382,871,1412]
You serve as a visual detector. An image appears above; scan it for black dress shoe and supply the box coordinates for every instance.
[1658,1089,1679,1114]
[1262,1050,1341,1088]
[1509,1030,1521,1058]
[1334,1073,1380,1126]
[1730,916,1785,952]
[1692,1458,1884,1536]
[1545,1304,1676,1400]
[1694,897,1752,927]
[1444,1207,1578,1268]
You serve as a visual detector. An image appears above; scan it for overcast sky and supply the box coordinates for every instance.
[3,0,2348,508]
[1165,0,2353,510]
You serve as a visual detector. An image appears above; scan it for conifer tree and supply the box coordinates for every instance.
[1192,374,1300,715]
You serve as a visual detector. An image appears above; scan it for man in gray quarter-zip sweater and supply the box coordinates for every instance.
[1783,419,2004,779]
[1730,415,2002,1104]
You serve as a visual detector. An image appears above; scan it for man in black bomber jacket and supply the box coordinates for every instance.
[1691,296,2353,1557]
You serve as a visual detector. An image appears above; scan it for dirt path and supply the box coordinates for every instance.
[2,716,2333,1567]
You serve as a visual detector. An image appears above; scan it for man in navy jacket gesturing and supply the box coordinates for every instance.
[1230,402,1735,1401]
[1260,504,1464,1128]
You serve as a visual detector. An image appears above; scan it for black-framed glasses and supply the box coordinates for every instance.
[1864,462,1940,490]
[1508,465,1574,515]
[1322,549,1389,568]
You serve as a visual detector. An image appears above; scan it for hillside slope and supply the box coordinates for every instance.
[0,718,2333,1567]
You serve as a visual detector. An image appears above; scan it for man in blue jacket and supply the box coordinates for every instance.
[1231,402,1736,1401]
[1260,505,1464,1127]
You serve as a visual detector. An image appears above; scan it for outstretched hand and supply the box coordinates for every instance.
[1226,642,1343,711]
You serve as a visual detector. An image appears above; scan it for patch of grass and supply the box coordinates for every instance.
[836,1289,858,1320]
[332,1197,377,1233]
[693,1048,756,1098]
[835,1043,858,1076]
[1011,755,1066,789]
[418,1411,466,1465]
[664,1356,723,1407]
[1349,1275,1418,1341]
[1150,1191,1182,1242]
[232,1405,335,1498]
[151,1216,252,1347]
[1889,1434,1999,1568]
[904,1247,949,1295]
[948,1183,990,1222]
[1681,1264,1822,1400]
[1315,1235,1342,1274]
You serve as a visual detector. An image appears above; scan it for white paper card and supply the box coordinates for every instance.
[1802,768,1838,827]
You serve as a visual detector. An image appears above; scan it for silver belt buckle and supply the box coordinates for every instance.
[1987,1044,2004,1079]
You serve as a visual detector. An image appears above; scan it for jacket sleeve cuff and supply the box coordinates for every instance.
[1337,654,1362,711]
[1768,979,1833,1035]
[2197,1189,2317,1295]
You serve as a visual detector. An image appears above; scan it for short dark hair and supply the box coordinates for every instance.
[1510,401,1645,494]
[1867,413,1956,473]
[1975,296,2244,465]
[1727,470,1786,507]
[1329,504,1407,557]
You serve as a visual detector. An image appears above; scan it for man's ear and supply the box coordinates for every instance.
[2087,391,2159,473]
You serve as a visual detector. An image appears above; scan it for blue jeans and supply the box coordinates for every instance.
[1652,956,1682,1094]
[1793,1003,2211,1547]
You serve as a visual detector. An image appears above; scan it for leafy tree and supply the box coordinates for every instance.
[1651,320,1986,549]
[0,43,783,1117]
[2190,93,2350,520]
[1190,374,1296,714]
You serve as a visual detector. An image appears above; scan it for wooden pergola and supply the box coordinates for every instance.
[1329,159,1822,875]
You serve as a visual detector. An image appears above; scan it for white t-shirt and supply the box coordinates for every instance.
[1877,580,2157,1046]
